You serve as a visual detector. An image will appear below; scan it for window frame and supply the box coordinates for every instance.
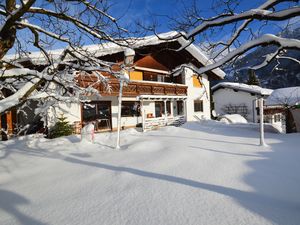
[194,100,204,112]
[121,101,141,117]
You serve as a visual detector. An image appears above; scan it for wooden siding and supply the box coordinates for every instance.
[78,75,187,97]
[135,55,169,71]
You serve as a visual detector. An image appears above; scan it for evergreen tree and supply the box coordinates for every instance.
[49,115,73,139]
[247,69,260,86]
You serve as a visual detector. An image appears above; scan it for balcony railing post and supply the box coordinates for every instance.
[170,100,174,117]
[183,99,187,121]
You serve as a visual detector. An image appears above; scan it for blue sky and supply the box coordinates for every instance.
[6,0,299,54]
[109,0,299,37]
[109,0,265,31]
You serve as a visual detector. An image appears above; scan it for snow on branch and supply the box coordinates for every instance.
[0,78,41,113]
[80,0,117,22]
[0,68,41,78]
[185,7,300,39]
[16,21,70,43]
[276,56,300,64]
[193,34,300,75]
[27,7,116,42]
[209,0,286,60]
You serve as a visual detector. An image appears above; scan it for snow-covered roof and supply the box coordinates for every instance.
[212,82,273,96]
[5,31,225,79]
[265,86,300,106]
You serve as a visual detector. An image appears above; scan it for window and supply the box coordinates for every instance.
[83,102,111,121]
[121,101,140,117]
[155,101,171,117]
[274,114,281,122]
[143,71,157,81]
[83,104,97,121]
[194,100,203,112]
[177,101,184,115]
[173,74,183,84]
[143,71,170,83]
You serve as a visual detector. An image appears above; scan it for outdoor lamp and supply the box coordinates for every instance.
[124,48,135,67]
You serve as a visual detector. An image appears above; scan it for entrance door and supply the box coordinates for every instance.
[82,101,112,131]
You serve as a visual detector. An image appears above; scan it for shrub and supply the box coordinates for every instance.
[49,115,73,139]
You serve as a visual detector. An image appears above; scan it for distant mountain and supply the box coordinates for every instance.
[221,27,300,89]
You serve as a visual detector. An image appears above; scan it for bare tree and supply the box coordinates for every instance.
[0,0,129,115]
[154,0,300,76]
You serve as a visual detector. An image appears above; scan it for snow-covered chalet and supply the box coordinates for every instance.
[1,32,225,135]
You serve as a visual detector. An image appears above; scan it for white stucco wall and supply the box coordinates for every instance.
[184,68,211,121]
[47,102,81,127]
[213,88,259,122]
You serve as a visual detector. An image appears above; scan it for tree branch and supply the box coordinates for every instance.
[185,7,300,39]
[193,34,300,75]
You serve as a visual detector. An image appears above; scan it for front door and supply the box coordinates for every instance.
[82,101,112,131]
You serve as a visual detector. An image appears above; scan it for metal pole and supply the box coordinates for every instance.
[259,97,266,146]
[164,100,167,125]
[141,100,145,132]
[116,79,123,149]
[116,48,135,149]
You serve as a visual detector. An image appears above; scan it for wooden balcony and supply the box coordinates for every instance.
[78,77,187,97]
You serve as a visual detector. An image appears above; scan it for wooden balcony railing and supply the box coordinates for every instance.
[78,78,187,97]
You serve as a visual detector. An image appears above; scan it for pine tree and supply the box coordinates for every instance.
[247,69,260,86]
[49,115,73,139]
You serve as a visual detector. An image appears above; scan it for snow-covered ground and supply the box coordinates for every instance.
[0,121,300,225]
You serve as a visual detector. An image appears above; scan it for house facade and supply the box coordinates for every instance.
[1,32,225,135]
[46,32,224,133]
[265,87,300,133]
[212,82,273,123]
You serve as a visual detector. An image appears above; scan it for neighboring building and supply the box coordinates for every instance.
[212,82,273,123]
[1,31,225,135]
[265,87,300,133]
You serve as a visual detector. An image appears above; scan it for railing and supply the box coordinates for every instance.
[143,115,186,131]
[78,76,187,97]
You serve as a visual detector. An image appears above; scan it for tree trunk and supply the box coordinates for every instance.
[0,0,17,60]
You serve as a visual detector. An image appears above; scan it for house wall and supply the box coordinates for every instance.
[49,68,213,130]
[52,96,185,131]
[46,102,81,127]
[184,68,211,121]
[213,88,258,122]
[50,68,214,130]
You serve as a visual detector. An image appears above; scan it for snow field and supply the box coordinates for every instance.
[0,121,300,225]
